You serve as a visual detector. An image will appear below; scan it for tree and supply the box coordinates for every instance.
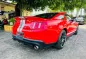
[11,0,48,11]
[11,0,86,14]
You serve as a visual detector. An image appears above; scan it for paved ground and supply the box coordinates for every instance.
[0,25,86,59]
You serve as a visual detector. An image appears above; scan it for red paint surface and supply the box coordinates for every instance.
[12,12,78,44]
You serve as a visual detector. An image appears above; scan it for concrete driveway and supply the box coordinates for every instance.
[0,25,86,59]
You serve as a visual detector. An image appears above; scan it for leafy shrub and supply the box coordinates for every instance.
[8,18,15,26]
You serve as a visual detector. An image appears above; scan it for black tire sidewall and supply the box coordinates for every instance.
[74,27,78,35]
[55,30,66,49]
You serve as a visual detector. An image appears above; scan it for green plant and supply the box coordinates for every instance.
[8,18,15,26]
[84,15,86,24]
[85,19,86,24]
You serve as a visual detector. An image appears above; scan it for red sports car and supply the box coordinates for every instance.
[12,12,78,50]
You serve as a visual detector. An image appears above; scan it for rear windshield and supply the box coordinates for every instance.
[34,13,57,19]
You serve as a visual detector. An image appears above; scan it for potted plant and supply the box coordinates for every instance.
[4,18,15,32]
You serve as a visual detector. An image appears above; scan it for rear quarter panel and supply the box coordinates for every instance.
[12,17,20,35]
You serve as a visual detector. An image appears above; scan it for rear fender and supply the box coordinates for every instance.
[12,17,21,35]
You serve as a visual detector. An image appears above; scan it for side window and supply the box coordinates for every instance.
[66,16,71,21]
[55,15,64,20]
[72,17,77,21]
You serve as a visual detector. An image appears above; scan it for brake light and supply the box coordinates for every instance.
[30,22,47,30]
[38,23,42,28]
[32,22,36,29]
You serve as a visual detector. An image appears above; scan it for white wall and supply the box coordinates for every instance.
[30,7,48,16]
[68,8,85,17]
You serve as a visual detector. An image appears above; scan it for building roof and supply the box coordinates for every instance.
[0,1,16,7]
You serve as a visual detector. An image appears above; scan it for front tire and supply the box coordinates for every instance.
[74,27,78,35]
[55,30,66,49]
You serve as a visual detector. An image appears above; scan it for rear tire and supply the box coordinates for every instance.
[55,30,66,49]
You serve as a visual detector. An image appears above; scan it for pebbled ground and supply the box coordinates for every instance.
[0,25,86,59]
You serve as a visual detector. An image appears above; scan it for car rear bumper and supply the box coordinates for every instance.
[22,29,60,44]
[12,35,55,49]
[13,35,45,46]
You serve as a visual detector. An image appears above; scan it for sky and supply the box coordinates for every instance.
[6,0,12,3]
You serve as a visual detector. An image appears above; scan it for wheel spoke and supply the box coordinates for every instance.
[61,33,66,47]
[55,30,67,49]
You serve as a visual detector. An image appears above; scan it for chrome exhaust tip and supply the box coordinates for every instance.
[34,45,40,50]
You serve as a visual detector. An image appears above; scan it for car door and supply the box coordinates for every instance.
[66,15,75,35]
[72,18,78,31]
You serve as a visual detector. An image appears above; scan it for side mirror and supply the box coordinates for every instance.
[70,19,74,22]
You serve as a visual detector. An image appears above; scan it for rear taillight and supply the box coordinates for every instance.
[30,22,47,30]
